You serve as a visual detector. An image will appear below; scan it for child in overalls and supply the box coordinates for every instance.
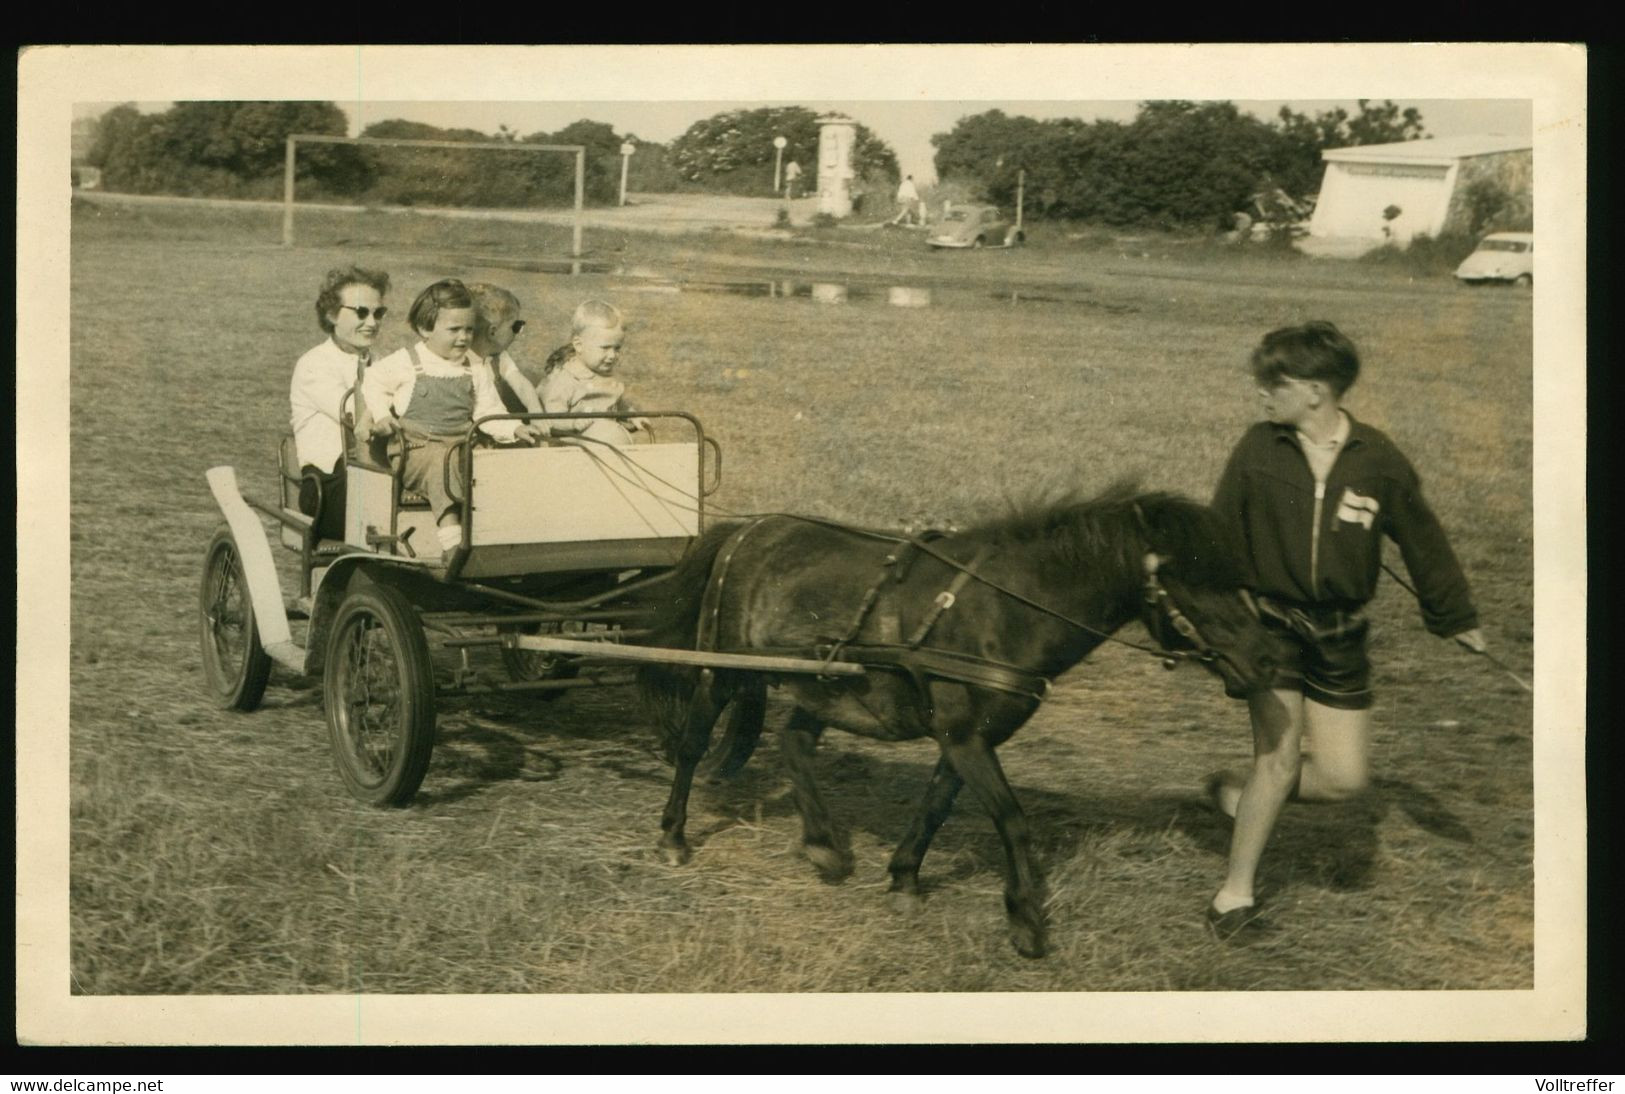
[362,279,543,555]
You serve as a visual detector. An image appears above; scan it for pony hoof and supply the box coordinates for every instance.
[801,842,853,883]
[659,842,691,867]
[888,889,924,915]
[1009,924,1048,959]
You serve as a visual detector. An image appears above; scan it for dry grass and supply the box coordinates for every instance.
[67,199,1533,994]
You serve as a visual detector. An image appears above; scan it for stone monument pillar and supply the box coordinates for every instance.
[816,114,857,218]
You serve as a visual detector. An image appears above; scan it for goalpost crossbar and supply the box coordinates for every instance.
[282,133,588,254]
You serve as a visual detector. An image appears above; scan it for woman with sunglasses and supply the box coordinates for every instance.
[289,265,392,540]
[467,282,544,417]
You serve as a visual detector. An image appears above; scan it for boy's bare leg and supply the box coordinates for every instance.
[1213,687,1303,912]
[1295,702,1371,801]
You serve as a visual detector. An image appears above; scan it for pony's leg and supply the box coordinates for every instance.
[886,754,965,910]
[658,668,725,866]
[941,737,1048,959]
[779,706,854,882]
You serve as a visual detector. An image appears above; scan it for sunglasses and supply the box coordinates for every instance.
[339,305,388,321]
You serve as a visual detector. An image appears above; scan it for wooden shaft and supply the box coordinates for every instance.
[510,635,867,676]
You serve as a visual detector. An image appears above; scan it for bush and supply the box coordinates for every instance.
[1358,232,1478,277]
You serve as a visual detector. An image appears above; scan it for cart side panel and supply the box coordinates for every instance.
[455,537,692,579]
[470,443,699,545]
[345,465,395,548]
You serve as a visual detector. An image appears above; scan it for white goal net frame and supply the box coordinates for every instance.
[282,134,588,254]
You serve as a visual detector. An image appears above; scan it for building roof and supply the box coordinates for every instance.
[1322,134,1532,164]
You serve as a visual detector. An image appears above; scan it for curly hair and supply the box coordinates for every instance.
[1249,319,1361,396]
[314,266,391,334]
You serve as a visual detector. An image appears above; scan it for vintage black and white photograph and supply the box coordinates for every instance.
[17,44,1586,1044]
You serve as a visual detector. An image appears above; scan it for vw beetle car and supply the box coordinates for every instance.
[927,204,1024,249]
[1454,231,1533,287]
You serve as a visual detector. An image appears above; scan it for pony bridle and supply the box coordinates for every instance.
[1141,553,1224,670]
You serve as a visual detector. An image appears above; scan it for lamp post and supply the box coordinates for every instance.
[773,135,787,195]
[619,141,635,206]
[996,156,1025,233]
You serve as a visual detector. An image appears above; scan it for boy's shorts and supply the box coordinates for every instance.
[1255,597,1373,710]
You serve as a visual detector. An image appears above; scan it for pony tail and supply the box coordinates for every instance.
[542,343,574,376]
[635,521,746,760]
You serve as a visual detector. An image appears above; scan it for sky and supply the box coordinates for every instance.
[75,98,1532,186]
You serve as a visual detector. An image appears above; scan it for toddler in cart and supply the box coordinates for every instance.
[538,299,651,447]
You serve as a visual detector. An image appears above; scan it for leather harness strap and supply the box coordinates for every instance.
[905,544,992,648]
[695,516,775,654]
[835,644,1051,704]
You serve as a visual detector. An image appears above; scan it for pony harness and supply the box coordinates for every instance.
[693,516,1053,720]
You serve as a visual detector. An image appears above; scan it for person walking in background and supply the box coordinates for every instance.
[891,174,920,226]
[1203,320,1486,939]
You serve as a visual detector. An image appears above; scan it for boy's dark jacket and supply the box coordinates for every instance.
[1210,415,1478,637]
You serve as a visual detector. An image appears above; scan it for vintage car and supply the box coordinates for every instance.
[927,204,1024,249]
[1454,231,1533,287]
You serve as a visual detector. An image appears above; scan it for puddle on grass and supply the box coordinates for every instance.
[462,254,1128,312]
[463,256,625,276]
[988,290,1140,314]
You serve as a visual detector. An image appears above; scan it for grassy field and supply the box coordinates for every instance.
[67,197,1534,996]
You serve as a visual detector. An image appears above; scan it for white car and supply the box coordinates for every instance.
[1455,232,1533,287]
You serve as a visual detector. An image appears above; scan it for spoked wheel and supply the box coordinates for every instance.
[199,524,272,711]
[500,620,589,700]
[324,580,437,806]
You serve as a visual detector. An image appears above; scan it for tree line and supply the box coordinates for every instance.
[84,99,1428,229]
[931,100,1426,230]
[85,102,692,207]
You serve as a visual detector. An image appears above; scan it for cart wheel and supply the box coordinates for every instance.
[324,581,437,806]
[500,621,586,700]
[199,524,273,711]
[698,677,768,780]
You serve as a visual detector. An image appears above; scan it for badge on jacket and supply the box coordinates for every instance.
[1335,487,1380,530]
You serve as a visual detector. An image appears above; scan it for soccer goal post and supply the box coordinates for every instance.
[282,134,588,254]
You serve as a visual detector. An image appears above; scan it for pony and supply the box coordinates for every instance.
[637,484,1276,957]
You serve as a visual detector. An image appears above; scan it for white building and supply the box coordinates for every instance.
[1308,134,1532,243]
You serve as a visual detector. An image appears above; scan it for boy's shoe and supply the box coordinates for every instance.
[1206,900,1271,942]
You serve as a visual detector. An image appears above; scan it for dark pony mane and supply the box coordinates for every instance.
[956,480,1245,589]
